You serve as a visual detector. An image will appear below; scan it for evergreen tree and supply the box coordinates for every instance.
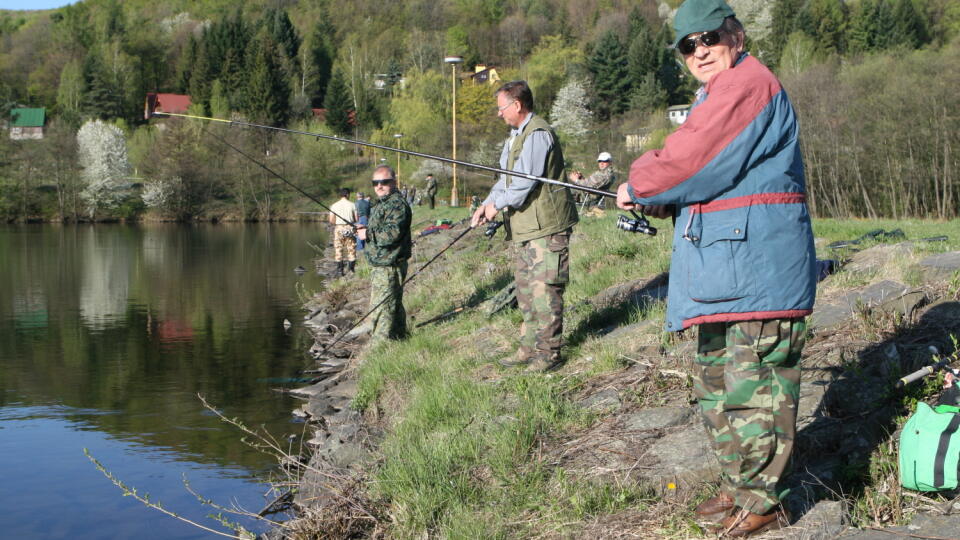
[655,24,686,105]
[764,0,805,69]
[890,0,928,49]
[847,0,879,53]
[796,0,848,55]
[265,8,300,63]
[177,36,197,94]
[81,50,123,120]
[244,33,290,126]
[323,68,353,135]
[627,22,659,92]
[188,41,213,115]
[385,58,403,96]
[629,73,667,114]
[587,30,630,120]
[308,18,336,107]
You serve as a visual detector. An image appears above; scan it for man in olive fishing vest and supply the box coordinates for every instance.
[470,80,579,371]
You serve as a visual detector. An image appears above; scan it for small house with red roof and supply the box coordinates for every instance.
[144,93,192,120]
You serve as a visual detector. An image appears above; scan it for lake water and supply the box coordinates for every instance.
[0,223,327,539]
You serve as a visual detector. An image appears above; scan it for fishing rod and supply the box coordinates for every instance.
[153,111,615,200]
[304,222,479,371]
[199,125,358,226]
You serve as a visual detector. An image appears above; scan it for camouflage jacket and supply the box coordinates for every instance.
[580,167,616,190]
[366,190,412,267]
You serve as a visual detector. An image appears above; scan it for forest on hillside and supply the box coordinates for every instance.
[0,0,958,222]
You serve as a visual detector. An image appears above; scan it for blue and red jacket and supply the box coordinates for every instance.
[628,53,816,331]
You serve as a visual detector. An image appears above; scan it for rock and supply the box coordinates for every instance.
[810,280,919,331]
[845,243,913,273]
[919,251,960,281]
[838,513,960,539]
[785,500,848,540]
[580,388,622,412]
[643,424,719,492]
[623,406,693,431]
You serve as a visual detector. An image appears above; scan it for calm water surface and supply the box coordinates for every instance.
[0,223,327,539]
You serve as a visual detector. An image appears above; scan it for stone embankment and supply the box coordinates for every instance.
[287,231,960,539]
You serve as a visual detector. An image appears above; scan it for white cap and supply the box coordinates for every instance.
[597,152,612,162]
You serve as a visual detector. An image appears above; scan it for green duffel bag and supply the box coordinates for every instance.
[900,402,960,491]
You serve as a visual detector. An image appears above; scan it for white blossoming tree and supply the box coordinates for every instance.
[549,78,592,140]
[77,119,131,219]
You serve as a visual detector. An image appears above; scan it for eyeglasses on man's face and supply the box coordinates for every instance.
[371,178,394,186]
[497,100,517,112]
[677,30,724,55]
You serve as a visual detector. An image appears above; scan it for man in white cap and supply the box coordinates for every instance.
[568,151,616,208]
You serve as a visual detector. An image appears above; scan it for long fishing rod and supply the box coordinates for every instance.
[153,112,616,199]
[304,223,478,371]
[200,125,357,225]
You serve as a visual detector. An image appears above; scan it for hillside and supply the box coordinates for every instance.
[269,209,960,538]
[1,0,959,223]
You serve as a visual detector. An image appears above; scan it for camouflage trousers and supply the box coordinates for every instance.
[334,225,356,262]
[368,262,407,344]
[694,318,806,515]
[514,230,570,361]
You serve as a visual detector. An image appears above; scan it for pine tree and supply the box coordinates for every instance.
[847,0,879,53]
[323,68,353,135]
[243,33,290,126]
[766,0,807,68]
[629,73,667,114]
[587,30,630,120]
[308,18,336,107]
[890,0,928,49]
[627,22,659,92]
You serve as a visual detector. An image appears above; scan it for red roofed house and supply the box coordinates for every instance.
[144,93,192,120]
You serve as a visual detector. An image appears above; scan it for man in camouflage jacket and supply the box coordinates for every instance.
[358,165,412,343]
[568,152,616,208]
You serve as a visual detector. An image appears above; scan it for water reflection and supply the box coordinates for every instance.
[0,223,326,539]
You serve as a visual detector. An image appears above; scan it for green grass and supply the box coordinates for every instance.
[344,212,960,537]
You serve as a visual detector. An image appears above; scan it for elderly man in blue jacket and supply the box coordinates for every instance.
[617,0,816,536]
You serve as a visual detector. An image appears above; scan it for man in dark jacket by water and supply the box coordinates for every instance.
[356,165,412,343]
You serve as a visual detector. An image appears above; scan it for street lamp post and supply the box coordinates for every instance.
[393,133,403,189]
[444,55,463,207]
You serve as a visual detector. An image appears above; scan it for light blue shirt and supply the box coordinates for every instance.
[482,112,554,211]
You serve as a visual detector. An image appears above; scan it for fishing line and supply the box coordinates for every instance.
[153,112,616,199]
[201,125,357,225]
[302,223,477,372]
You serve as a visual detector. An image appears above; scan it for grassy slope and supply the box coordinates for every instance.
[348,208,960,538]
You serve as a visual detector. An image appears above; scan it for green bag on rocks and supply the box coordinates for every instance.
[900,402,960,491]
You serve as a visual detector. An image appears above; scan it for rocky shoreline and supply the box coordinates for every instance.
[280,228,960,539]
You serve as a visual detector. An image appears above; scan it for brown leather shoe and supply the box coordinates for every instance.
[720,507,790,537]
[694,492,735,522]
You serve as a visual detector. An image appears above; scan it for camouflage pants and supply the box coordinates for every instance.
[514,230,570,361]
[334,225,356,262]
[693,318,806,514]
[368,262,407,343]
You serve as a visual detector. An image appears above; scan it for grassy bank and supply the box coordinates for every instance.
[340,207,960,538]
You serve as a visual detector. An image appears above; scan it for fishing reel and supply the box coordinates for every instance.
[616,210,657,236]
[485,221,504,238]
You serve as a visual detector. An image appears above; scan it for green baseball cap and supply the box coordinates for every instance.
[672,0,736,48]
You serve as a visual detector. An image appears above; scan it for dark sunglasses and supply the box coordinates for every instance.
[371,178,394,186]
[677,30,724,55]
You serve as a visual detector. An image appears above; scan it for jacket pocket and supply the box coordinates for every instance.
[686,207,752,303]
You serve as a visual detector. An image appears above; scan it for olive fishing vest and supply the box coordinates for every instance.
[503,115,578,243]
